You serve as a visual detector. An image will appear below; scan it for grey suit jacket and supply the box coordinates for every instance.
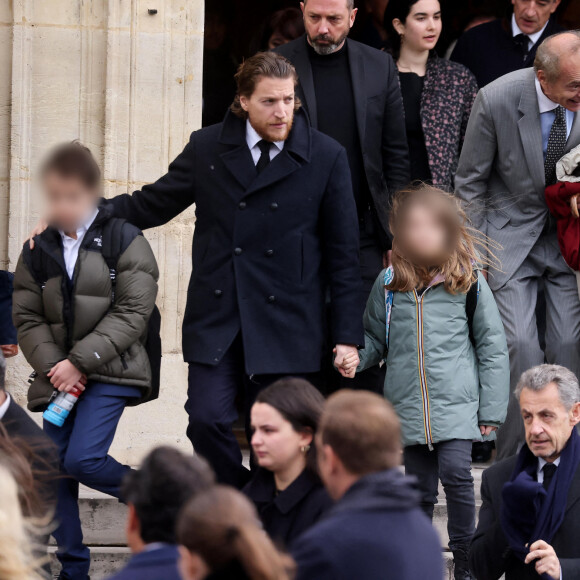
[455,68,580,291]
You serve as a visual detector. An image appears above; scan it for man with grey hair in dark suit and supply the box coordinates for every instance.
[456,31,580,460]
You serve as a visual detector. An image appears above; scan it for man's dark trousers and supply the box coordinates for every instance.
[187,334,319,488]
[44,382,138,580]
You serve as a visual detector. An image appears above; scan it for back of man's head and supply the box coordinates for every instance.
[121,446,215,546]
[320,390,402,476]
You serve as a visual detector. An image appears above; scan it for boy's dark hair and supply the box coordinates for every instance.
[41,140,101,190]
[230,52,300,119]
[121,446,215,545]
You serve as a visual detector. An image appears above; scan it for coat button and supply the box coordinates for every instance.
[239,201,247,210]
[234,247,243,256]
[214,289,223,297]
[265,249,274,257]
[530,230,537,237]
[270,202,278,211]
[268,295,276,303]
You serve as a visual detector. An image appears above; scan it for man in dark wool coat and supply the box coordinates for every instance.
[103,52,362,488]
[470,364,580,580]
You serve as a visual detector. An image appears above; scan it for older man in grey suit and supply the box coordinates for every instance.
[456,31,580,460]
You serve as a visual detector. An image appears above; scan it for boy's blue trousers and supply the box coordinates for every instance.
[44,381,140,580]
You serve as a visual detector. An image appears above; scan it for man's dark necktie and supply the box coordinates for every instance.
[513,33,530,61]
[256,140,271,174]
[544,105,567,186]
[542,462,557,491]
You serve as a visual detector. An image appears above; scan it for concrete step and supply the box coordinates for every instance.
[49,546,131,579]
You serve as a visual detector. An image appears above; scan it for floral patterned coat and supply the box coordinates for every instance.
[419,57,478,191]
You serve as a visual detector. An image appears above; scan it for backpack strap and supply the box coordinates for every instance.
[100,218,135,304]
[23,240,56,291]
[384,267,395,350]
[466,275,480,347]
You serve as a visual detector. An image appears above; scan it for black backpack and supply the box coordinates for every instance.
[26,218,162,403]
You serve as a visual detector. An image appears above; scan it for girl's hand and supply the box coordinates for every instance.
[334,349,359,378]
[479,425,497,437]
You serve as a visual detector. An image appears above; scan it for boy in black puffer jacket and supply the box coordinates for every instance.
[13,141,159,580]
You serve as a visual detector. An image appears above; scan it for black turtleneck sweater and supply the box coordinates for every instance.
[307,42,370,215]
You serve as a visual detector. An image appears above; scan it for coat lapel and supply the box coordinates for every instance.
[292,38,318,128]
[347,40,367,147]
[517,72,546,195]
[218,113,258,192]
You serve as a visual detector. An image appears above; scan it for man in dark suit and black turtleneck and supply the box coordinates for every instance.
[470,364,580,579]
[276,0,410,394]
[451,0,564,87]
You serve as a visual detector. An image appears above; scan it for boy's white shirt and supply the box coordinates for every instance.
[58,207,99,279]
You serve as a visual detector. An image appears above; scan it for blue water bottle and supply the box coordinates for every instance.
[43,387,82,427]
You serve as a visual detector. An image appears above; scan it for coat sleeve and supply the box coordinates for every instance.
[12,253,68,376]
[67,235,159,374]
[455,87,497,244]
[381,53,411,196]
[319,147,365,348]
[358,270,388,371]
[469,469,510,580]
[472,272,510,428]
[108,132,197,230]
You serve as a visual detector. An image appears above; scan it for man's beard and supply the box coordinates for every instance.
[251,115,294,142]
[308,30,349,55]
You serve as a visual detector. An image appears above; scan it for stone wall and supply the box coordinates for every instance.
[1,0,204,464]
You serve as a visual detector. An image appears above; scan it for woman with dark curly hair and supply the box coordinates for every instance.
[385,0,478,190]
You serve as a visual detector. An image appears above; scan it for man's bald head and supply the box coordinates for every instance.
[535,31,580,112]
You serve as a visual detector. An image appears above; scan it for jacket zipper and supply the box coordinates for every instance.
[413,289,434,450]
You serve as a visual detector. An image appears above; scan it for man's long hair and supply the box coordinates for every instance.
[230,52,301,119]
[388,185,498,294]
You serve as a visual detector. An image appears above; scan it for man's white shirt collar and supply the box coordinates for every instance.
[511,14,548,48]
[537,456,561,481]
[535,77,562,114]
[0,393,11,421]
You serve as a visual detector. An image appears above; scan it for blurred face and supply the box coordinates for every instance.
[251,403,311,474]
[538,52,580,113]
[43,171,98,234]
[301,0,357,55]
[268,32,292,50]
[240,76,295,142]
[512,0,560,35]
[396,202,450,267]
[392,0,442,53]
[520,383,580,462]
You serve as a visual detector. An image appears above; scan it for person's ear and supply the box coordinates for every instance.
[392,18,405,37]
[298,427,314,449]
[127,503,139,536]
[350,7,358,28]
[569,402,580,427]
[300,2,305,15]
[178,546,209,580]
[550,0,561,14]
[240,95,249,112]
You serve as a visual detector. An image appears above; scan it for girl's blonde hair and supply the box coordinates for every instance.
[0,465,45,579]
[177,485,295,580]
[388,185,496,294]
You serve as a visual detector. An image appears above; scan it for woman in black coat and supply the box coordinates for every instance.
[243,378,332,547]
[385,0,478,190]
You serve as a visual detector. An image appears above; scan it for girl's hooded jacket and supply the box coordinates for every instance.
[359,269,510,448]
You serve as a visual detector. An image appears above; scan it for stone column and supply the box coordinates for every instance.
[2,0,204,464]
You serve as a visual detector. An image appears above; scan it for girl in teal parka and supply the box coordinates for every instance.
[338,185,510,580]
